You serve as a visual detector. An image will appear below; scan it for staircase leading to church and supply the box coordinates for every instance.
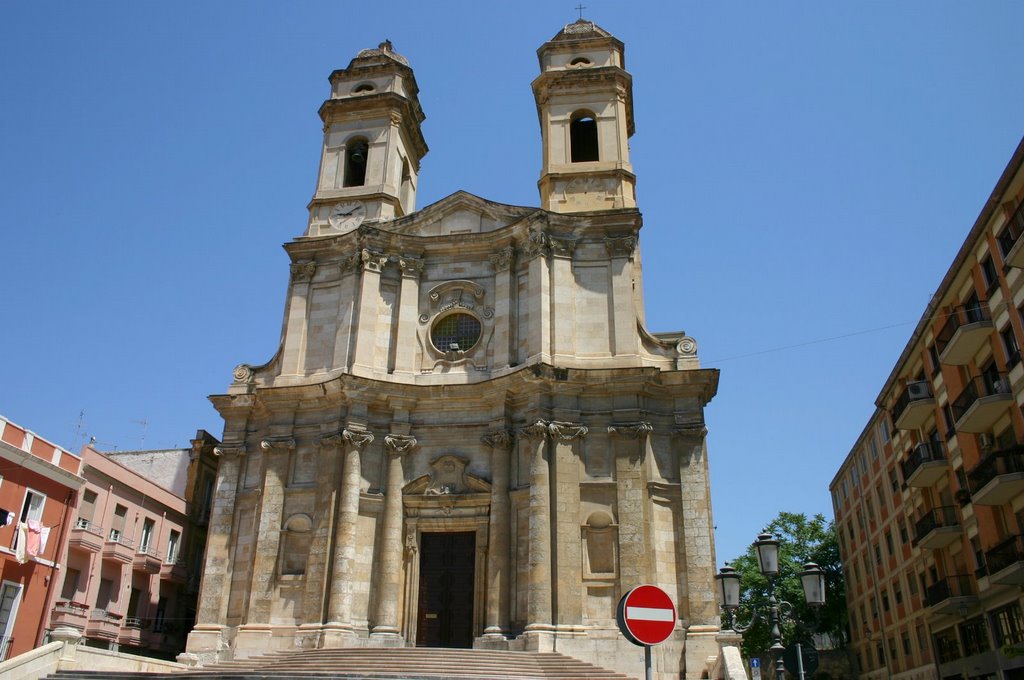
[48,647,638,680]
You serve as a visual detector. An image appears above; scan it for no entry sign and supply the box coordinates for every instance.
[616,585,677,646]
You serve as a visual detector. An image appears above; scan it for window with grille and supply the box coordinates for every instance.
[431,313,482,352]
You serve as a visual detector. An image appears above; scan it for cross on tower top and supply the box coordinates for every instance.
[575,3,586,19]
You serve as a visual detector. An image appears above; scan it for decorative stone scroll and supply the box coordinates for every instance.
[604,235,636,257]
[481,429,515,449]
[425,280,485,314]
[361,248,389,273]
[342,429,375,449]
[676,336,697,357]
[518,420,550,439]
[260,437,296,452]
[213,445,246,459]
[290,261,317,281]
[607,422,653,439]
[383,434,418,454]
[398,256,424,276]
[488,247,515,271]
[232,364,254,384]
[521,228,551,259]
[548,421,588,441]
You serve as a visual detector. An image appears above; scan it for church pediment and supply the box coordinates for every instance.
[385,191,540,237]
[403,454,491,495]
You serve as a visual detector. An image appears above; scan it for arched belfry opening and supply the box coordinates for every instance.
[570,111,599,162]
[344,137,369,187]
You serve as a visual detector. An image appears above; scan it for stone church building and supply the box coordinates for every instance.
[184,20,721,679]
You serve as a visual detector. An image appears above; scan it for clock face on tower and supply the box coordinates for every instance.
[328,201,366,232]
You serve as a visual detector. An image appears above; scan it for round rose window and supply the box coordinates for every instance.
[431,313,482,352]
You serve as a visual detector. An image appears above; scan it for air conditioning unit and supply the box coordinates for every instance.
[978,433,994,451]
[907,381,931,400]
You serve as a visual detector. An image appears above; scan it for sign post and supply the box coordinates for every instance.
[616,585,677,680]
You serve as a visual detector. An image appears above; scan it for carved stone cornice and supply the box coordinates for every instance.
[398,256,424,277]
[673,425,708,441]
[260,437,295,452]
[361,248,389,273]
[481,429,514,449]
[342,429,375,450]
[607,422,653,439]
[488,247,515,272]
[518,420,550,440]
[604,236,636,257]
[548,421,588,441]
[384,434,418,454]
[319,432,344,449]
[213,445,246,459]
[339,253,361,272]
[290,261,316,282]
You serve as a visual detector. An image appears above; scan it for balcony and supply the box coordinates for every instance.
[936,302,994,365]
[892,380,935,430]
[985,535,1024,586]
[49,601,89,630]
[901,441,948,488]
[998,201,1024,269]
[133,545,162,574]
[952,373,1012,433]
[101,532,134,564]
[68,518,104,553]
[160,559,188,584]
[118,617,145,647]
[84,610,122,640]
[914,505,961,550]
[925,574,978,615]
[968,445,1024,505]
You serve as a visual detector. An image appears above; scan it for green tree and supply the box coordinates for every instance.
[724,512,847,662]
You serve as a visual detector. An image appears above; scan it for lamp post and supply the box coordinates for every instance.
[716,531,826,680]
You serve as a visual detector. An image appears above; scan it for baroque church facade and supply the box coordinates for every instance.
[184,20,721,679]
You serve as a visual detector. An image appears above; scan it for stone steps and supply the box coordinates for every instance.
[48,648,637,680]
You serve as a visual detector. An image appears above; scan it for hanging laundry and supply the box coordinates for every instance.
[15,523,27,564]
[0,509,12,527]
[26,519,42,558]
[39,526,50,554]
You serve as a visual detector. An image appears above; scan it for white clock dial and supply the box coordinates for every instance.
[328,201,366,232]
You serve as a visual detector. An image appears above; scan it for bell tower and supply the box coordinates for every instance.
[306,41,428,236]
[533,19,636,213]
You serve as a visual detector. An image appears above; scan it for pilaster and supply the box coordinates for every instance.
[193,444,246,626]
[605,236,638,357]
[522,231,551,362]
[281,263,316,375]
[488,248,515,369]
[246,436,294,623]
[548,421,587,629]
[481,428,514,636]
[609,421,652,591]
[351,249,388,374]
[519,420,553,632]
[548,239,577,363]
[393,257,424,375]
[675,424,718,627]
[299,432,346,636]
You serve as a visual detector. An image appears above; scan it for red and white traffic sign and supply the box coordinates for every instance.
[616,584,677,647]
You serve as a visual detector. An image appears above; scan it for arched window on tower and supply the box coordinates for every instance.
[570,111,599,163]
[344,137,369,187]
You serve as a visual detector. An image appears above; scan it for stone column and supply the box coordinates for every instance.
[324,428,374,639]
[519,420,553,633]
[246,437,294,624]
[351,249,388,374]
[299,432,345,638]
[372,434,417,637]
[675,425,717,626]
[393,257,424,375]
[281,262,316,375]
[192,444,246,626]
[610,422,652,591]
[482,429,514,636]
[548,421,587,629]
[605,237,637,357]
[488,247,515,368]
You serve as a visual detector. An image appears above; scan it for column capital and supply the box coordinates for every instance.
[398,256,424,277]
[607,421,653,439]
[213,445,246,459]
[481,429,515,449]
[521,229,550,260]
[383,434,418,454]
[604,235,636,257]
[260,437,295,452]
[673,424,708,441]
[361,248,389,273]
[488,247,515,272]
[342,428,375,450]
[290,261,316,282]
[548,421,588,441]
[518,420,550,440]
[548,236,577,259]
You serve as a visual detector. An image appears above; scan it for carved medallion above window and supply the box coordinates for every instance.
[418,280,494,373]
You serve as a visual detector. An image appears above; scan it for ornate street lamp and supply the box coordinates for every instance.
[715,532,827,680]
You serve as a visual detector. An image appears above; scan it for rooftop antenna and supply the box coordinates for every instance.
[73,409,87,447]
[131,418,149,448]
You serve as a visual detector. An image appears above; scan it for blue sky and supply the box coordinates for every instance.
[2,2,1023,567]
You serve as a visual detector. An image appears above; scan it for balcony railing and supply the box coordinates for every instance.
[901,441,947,488]
[985,534,1024,585]
[969,445,1024,505]
[133,544,162,574]
[892,380,935,430]
[952,373,1012,433]
[914,505,961,549]
[101,532,135,564]
[999,200,1024,269]
[925,574,976,608]
[68,519,104,552]
[936,302,994,365]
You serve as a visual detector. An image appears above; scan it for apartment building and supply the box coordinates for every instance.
[832,137,1024,680]
[0,415,85,660]
[51,431,218,660]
